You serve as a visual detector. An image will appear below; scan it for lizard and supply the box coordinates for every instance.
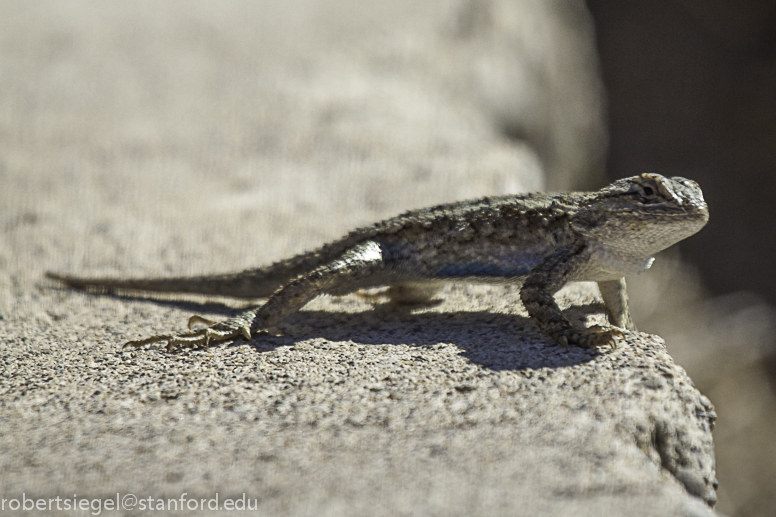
[47,173,708,353]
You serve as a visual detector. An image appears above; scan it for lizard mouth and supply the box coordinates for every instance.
[678,205,710,223]
[640,202,709,220]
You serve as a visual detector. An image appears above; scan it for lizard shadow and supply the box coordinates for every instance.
[58,289,601,371]
[248,308,602,371]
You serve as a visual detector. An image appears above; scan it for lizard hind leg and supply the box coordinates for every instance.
[124,240,389,353]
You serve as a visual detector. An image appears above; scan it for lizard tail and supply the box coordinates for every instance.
[45,270,282,299]
[45,230,376,300]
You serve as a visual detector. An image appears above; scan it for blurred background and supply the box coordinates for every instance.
[586,2,776,515]
[1,1,774,515]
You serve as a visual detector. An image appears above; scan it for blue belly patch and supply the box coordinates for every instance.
[435,263,532,278]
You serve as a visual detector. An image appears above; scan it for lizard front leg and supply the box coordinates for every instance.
[597,278,636,331]
[124,241,387,352]
[520,242,623,349]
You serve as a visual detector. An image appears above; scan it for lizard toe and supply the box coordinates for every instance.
[583,325,623,350]
[123,334,171,350]
[188,314,216,329]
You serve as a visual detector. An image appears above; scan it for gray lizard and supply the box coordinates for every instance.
[47,173,708,352]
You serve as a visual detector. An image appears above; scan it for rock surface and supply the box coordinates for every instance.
[0,1,717,515]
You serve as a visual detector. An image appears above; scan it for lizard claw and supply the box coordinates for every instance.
[240,325,251,340]
[555,325,623,350]
[580,325,624,350]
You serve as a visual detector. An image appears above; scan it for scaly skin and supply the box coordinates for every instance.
[47,173,709,352]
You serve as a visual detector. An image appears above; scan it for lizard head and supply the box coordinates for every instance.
[571,173,709,257]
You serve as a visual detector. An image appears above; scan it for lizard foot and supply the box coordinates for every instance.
[123,324,252,353]
[557,325,623,350]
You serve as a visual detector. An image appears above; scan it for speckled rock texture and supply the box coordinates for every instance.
[0,1,717,515]
[1,286,718,515]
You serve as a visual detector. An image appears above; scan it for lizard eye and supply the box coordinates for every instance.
[634,182,660,202]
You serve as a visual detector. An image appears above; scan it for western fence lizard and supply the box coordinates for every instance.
[47,173,708,352]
